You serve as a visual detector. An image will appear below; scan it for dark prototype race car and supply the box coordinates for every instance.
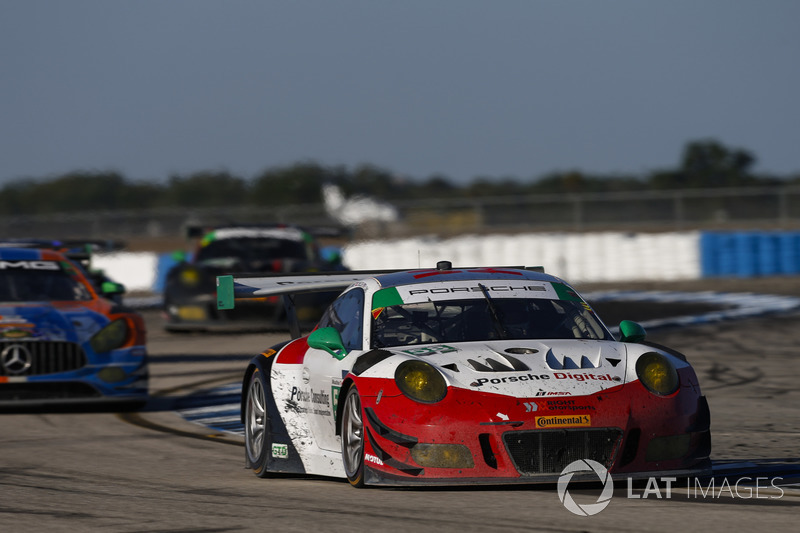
[163,225,344,332]
[217,262,711,487]
[0,247,148,407]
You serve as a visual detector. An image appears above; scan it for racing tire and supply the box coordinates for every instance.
[245,367,273,478]
[341,386,366,488]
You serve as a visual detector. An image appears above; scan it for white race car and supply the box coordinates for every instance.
[217,261,711,486]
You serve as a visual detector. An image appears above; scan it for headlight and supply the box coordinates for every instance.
[90,319,130,353]
[180,268,201,286]
[395,360,447,403]
[636,352,679,396]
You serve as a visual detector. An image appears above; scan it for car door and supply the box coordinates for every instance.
[303,287,366,452]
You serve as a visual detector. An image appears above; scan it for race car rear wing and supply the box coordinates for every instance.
[216,271,396,310]
[216,264,547,308]
[216,263,546,338]
[216,270,397,338]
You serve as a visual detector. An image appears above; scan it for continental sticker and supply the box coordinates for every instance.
[535,414,591,428]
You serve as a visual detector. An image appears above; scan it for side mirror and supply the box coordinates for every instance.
[307,327,347,360]
[101,281,126,296]
[619,320,646,343]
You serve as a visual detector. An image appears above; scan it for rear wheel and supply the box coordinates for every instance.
[245,368,272,477]
[341,386,366,487]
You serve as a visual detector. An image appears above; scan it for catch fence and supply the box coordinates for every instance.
[2,186,800,246]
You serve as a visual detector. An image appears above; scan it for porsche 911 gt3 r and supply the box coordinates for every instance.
[217,262,711,486]
[0,247,148,407]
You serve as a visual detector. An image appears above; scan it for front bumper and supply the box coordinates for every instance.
[0,348,149,407]
[354,371,711,486]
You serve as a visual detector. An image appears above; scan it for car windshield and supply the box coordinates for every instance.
[372,297,612,348]
[196,237,309,269]
[0,269,93,302]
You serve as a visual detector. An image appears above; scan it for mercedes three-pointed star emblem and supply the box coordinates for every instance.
[1,344,33,375]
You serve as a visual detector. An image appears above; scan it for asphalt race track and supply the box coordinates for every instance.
[2,278,800,532]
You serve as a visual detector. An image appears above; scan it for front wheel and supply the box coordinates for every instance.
[245,368,272,477]
[341,386,366,487]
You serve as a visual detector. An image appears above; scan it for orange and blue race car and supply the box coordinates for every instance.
[0,247,148,407]
[217,261,711,487]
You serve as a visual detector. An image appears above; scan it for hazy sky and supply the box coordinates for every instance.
[2,1,798,186]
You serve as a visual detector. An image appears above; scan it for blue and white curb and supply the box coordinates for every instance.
[173,383,243,436]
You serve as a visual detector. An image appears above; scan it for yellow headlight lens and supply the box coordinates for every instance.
[395,360,447,403]
[90,319,129,353]
[180,268,201,286]
[636,352,679,396]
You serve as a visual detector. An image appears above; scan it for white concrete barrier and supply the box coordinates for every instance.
[92,231,709,293]
[341,231,702,283]
[91,252,160,293]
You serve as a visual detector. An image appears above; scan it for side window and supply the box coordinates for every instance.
[318,288,364,352]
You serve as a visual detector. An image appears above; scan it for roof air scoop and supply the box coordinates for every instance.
[436,260,453,270]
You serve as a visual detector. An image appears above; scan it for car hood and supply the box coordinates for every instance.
[0,303,109,343]
[383,339,631,397]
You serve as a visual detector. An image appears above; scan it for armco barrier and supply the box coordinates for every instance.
[91,230,800,294]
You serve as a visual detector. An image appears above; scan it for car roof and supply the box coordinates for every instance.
[203,226,309,242]
[0,247,67,261]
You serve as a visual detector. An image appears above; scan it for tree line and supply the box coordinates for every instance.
[1,139,797,216]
